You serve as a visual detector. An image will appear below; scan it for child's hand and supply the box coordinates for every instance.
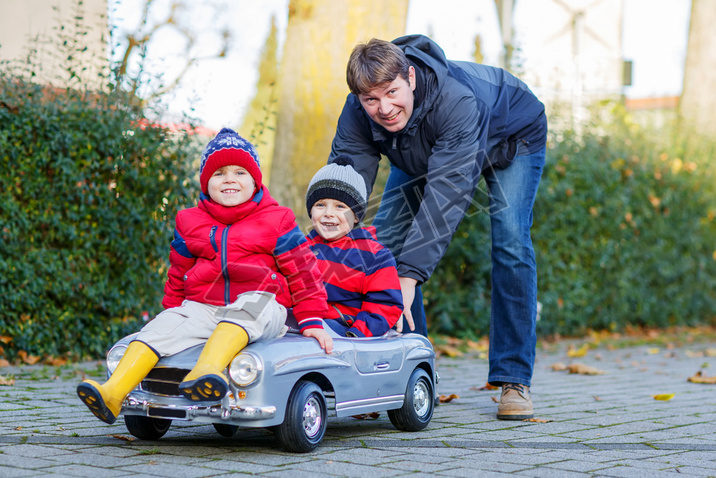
[302,328,333,354]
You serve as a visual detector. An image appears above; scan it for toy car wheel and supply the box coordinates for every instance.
[388,368,434,431]
[124,415,172,440]
[274,380,327,453]
[213,423,239,438]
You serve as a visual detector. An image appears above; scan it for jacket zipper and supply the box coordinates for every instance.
[209,226,219,252]
[221,225,231,304]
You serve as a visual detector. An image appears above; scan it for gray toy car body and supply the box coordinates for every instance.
[106,320,437,452]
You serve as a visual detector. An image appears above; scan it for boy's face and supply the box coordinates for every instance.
[207,165,255,207]
[310,198,358,242]
[357,66,416,133]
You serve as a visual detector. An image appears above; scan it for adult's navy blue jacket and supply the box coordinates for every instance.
[329,34,547,284]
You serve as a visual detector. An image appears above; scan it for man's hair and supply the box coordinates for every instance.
[346,38,410,96]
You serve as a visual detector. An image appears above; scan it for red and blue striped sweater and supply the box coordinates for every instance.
[305,226,403,337]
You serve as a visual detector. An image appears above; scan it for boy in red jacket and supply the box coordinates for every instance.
[77,128,329,425]
[305,156,403,338]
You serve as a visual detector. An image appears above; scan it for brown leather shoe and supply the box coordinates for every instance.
[496,383,534,420]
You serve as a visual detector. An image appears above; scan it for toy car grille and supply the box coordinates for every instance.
[140,367,189,396]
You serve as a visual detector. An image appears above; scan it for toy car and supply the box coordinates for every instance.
[104,317,437,452]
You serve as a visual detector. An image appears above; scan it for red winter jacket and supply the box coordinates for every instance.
[163,187,327,330]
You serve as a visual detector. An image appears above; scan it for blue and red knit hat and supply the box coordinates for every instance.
[199,128,262,194]
[306,155,368,221]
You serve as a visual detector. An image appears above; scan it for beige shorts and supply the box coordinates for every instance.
[135,291,288,357]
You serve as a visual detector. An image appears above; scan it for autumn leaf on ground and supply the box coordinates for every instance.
[566,363,605,375]
[44,356,67,366]
[687,371,716,384]
[466,339,489,352]
[705,348,716,357]
[550,362,567,371]
[491,396,499,403]
[685,350,704,358]
[439,393,459,403]
[523,418,553,423]
[567,343,589,358]
[647,348,660,355]
[0,375,15,386]
[18,350,40,365]
[470,382,499,391]
[109,434,136,441]
[0,359,10,368]
[652,393,675,401]
[593,396,602,401]
[435,345,463,358]
[352,412,380,420]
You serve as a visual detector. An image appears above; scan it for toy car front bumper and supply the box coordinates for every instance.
[122,393,276,422]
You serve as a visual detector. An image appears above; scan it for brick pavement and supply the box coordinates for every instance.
[1,339,715,477]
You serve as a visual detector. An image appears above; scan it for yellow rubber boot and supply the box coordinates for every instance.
[76,341,159,424]
[180,322,249,402]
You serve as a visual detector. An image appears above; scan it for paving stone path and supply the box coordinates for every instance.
[1,339,715,477]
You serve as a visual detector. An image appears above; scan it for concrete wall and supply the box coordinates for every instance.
[0,0,108,88]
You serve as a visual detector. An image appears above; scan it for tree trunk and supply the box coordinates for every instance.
[270,0,409,229]
[680,0,716,137]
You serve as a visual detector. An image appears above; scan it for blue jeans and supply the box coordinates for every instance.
[372,149,545,386]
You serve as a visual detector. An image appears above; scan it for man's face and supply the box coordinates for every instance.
[357,66,416,133]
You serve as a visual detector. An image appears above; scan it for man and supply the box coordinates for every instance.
[329,34,547,420]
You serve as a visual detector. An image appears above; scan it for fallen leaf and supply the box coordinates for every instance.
[647,348,660,355]
[567,343,589,358]
[352,412,380,420]
[14,426,22,430]
[471,382,499,391]
[0,359,10,368]
[109,434,136,442]
[687,371,716,384]
[685,350,703,358]
[593,396,602,401]
[44,356,67,366]
[18,350,40,365]
[652,393,675,401]
[491,396,499,403]
[466,339,489,352]
[435,345,463,358]
[0,375,15,386]
[705,348,716,357]
[0,336,12,344]
[439,393,460,403]
[523,418,553,423]
[566,363,605,375]
[550,362,567,371]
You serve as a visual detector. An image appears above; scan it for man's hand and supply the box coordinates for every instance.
[396,277,418,333]
[302,327,334,354]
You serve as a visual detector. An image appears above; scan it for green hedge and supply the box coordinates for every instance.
[0,72,199,359]
[425,103,716,338]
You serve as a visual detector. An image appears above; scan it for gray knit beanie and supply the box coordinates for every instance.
[306,155,368,221]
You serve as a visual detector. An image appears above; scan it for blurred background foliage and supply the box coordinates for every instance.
[0,0,714,360]
[0,39,199,359]
[425,102,716,338]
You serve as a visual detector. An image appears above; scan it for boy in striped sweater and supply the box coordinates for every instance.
[305,156,403,339]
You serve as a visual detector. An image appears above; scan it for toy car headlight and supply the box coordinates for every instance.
[106,344,127,374]
[229,353,262,387]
